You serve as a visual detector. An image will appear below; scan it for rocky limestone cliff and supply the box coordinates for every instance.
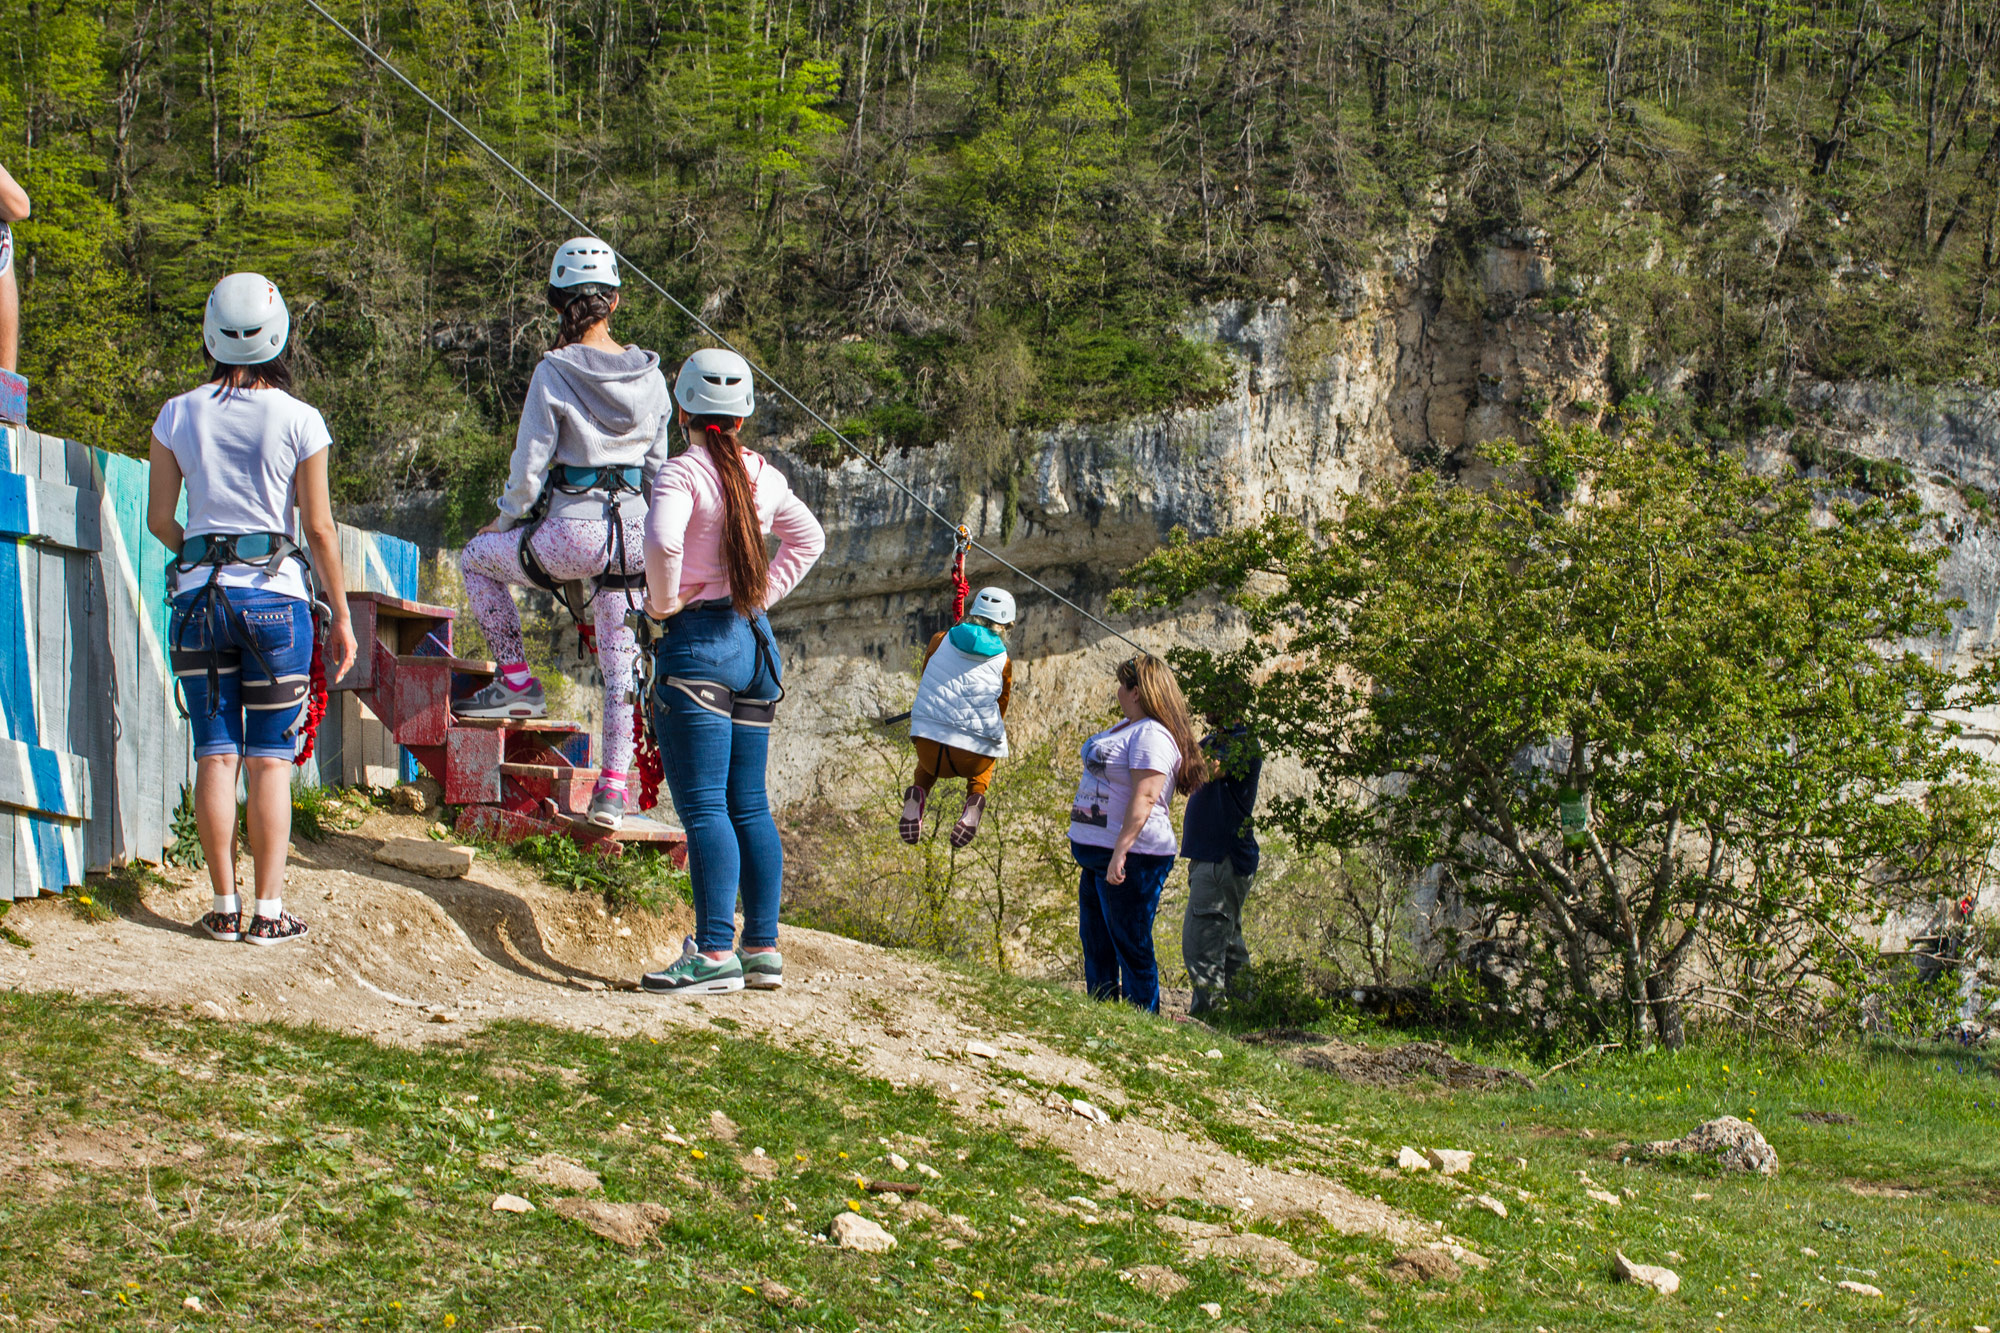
[759,231,1609,804]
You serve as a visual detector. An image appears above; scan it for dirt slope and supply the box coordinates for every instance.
[0,809,1434,1246]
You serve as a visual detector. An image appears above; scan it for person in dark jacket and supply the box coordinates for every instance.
[1179,708,1261,1015]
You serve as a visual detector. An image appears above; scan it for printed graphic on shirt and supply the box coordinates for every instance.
[1070,734,1116,828]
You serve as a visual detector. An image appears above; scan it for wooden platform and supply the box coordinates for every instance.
[344,598,680,854]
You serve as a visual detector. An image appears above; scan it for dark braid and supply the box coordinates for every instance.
[548,283,616,349]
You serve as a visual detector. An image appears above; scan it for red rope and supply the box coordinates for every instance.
[950,527,970,623]
[635,694,662,812]
[295,632,329,767]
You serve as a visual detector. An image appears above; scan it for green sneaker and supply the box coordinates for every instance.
[642,938,744,997]
[738,949,784,990]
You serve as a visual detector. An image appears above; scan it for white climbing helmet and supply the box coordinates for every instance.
[203,273,289,366]
[674,347,756,419]
[549,237,621,290]
[969,587,1017,626]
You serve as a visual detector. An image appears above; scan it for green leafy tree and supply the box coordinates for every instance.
[1124,417,2000,1045]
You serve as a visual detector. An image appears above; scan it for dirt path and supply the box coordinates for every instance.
[3,810,1435,1247]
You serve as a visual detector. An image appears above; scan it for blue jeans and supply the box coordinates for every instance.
[649,603,785,953]
[1072,840,1176,1013]
[169,587,316,760]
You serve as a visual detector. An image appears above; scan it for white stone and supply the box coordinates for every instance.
[1071,1098,1112,1124]
[1586,1189,1622,1207]
[966,1041,1000,1059]
[1471,1194,1508,1218]
[182,1297,204,1312]
[1396,1146,1431,1172]
[373,837,476,879]
[830,1212,897,1253]
[1838,1281,1884,1298]
[1426,1148,1475,1175]
[915,1162,942,1180]
[1640,1116,1779,1175]
[1204,1048,1223,1059]
[1200,1302,1223,1319]
[887,1152,910,1171]
[1612,1251,1680,1296]
[491,1193,535,1214]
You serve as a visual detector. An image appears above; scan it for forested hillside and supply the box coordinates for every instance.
[5,0,1997,526]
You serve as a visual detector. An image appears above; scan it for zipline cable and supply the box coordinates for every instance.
[300,0,1148,655]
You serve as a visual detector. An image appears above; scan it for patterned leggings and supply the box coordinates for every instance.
[460,518,644,776]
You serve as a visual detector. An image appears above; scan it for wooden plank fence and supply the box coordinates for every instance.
[0,419,420,897]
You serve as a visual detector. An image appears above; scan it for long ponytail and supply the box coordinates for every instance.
[690,415,769,618]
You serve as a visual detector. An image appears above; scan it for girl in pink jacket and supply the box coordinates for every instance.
[639,349,825,997]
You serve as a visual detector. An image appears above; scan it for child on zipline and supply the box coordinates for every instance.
[901,587,1016,848]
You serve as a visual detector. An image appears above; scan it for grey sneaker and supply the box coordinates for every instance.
[585,783,627,830]
[738,949,783,990]
[642,937,744,997]
[454,678,547,720]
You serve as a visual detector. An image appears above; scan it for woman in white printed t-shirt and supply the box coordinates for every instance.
[147,273,357,947]
[1067,653,1208,1013]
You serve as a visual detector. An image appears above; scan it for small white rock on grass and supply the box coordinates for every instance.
[1396,1146,1430,1172]
[1470,1194,1508,1218]
[830,1212,897,1253]
[1070,1098,1112,1124]
[915,1163,942,1180]
[887,1152,910,1171]
[1612,1251,1680,1296]
[1837,1281,1884,1298]
[966,1041,1000,1059]
[1200,1302,1223,1319]
[1426,1148,1475,1175]
[491,1193,535,1214]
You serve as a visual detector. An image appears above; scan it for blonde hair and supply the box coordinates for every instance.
[1116,654,1207,792]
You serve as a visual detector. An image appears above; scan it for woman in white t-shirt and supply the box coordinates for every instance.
[1068,653,1207,1012]
[147,273,357,947]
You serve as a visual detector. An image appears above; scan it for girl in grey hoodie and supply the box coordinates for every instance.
[456,238,673,829]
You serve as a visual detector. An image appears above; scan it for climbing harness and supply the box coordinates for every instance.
[516,463,649,648]
[647,599,786,741]
[299,0,1149,657]
[949,526,971,624]
[168,532,332,767]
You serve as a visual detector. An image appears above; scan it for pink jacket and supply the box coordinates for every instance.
[643,442,825,613]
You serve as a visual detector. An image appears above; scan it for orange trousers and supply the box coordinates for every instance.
[913,738,996,796]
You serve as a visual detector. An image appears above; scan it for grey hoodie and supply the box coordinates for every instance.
[493,344,674,528]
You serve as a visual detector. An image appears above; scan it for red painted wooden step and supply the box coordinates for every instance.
[455,804,688,863]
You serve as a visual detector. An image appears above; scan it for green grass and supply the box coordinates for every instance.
[1,973,1996,1330]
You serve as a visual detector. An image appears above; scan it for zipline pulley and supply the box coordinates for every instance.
[950,526,971,624]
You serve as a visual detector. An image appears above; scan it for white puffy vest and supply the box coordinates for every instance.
[911,638,1010,758]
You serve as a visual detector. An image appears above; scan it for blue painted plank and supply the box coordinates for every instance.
[0,370,25,427]
[0,471,99,552]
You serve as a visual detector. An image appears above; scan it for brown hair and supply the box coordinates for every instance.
[689,414,770,618]
[1117,654,1208,792]
[548,283,616,349]
[207,356,294,392]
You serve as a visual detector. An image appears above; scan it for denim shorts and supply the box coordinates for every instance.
[170,587,316,760]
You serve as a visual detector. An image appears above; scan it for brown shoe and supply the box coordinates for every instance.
[951,793,986,848]
[899,786,928,844]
